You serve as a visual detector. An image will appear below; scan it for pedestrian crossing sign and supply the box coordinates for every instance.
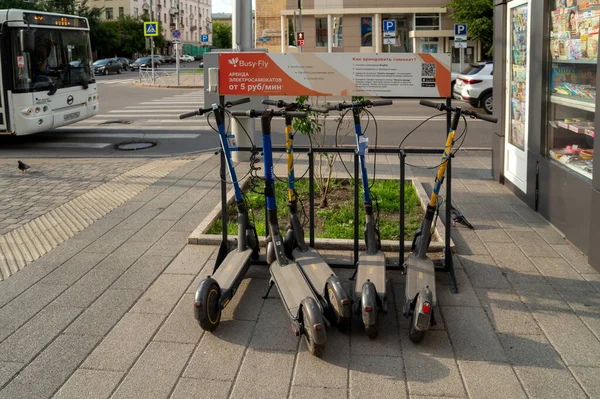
[144,22,159,37]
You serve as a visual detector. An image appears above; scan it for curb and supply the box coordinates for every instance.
[132,81,203,89]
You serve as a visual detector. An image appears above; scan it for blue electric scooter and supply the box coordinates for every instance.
[329,98,393,338]
[180,98,260,332]
[232,108,329,356]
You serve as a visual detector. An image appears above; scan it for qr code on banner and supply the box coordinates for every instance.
[422,63,436,77]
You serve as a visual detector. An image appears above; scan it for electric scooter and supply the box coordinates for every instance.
[329,99,393,338]
[179,98,260,332]
[231,108,329,357]
[404,100,497,343]
[262,99,352,329]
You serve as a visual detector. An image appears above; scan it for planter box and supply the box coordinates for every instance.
[188,177,454,253]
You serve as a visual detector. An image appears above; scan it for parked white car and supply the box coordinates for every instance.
[452,61,494,114]
[180,54,194,62]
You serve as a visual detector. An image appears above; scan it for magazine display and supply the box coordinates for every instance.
[548,0,597,180]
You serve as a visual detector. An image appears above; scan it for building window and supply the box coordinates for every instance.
[361,17,372,46]
[105,8,113,20]
[119,7,124,17]
[415,13,440,30]
[315,17,327,47]
[333,16,342,47]
[133,7,138,17]
[420,37,439,53]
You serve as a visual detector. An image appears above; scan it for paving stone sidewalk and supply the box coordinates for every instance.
[0,150,599,398]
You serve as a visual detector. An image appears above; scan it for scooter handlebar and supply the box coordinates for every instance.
[419,100,498,123]
[285,111,308,118]
[179,110,201,119]
[371,99,393,106]
[227,98,251,107]
[419,100,445,111]
[262,99,280,106]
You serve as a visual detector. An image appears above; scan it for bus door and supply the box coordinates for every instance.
[0,55,6,132]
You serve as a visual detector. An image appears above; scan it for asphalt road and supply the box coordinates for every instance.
[0,71,495,158]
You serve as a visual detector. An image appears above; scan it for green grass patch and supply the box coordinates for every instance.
[207,179,423,241]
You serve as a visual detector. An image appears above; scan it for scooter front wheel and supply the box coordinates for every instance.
[194,279,222,332]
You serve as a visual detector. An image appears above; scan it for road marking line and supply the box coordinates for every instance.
[61,133,201,139]
[26,142,112,148]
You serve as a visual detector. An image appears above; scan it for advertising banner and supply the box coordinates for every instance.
[218,53,451,98]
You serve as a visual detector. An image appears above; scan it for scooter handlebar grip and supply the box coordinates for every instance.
[476,113,498,123]
[228,98,251,107]
[309,106,330,113]
[419,100,443,110]
[286,111,308,118]
[231,110,250,117]
[371,99,393,106]
[179,110,199,119]
[262,99,279,106]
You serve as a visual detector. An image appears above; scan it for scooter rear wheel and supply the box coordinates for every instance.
[197,282,222,332]
[366,315,379,339]
[409,312,426,343]
[303,314,325,357]
[327,284,351,332]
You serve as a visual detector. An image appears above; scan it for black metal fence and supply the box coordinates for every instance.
[217,145,459,293]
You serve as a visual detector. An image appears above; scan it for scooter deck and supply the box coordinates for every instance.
[354,251,386,298]
[212,249,253,290]
[293,247,333,296]
[270,259,319,318]
[404,254,437,305]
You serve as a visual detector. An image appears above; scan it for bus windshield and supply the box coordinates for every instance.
[10,27,93,93]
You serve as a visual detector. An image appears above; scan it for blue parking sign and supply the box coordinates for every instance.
[201,34,209,43]
[454,24,467,35]
[383,20,396,33]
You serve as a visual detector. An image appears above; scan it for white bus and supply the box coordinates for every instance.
[0,9,99,135]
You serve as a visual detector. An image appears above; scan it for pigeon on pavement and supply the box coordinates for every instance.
[18,161,31,173]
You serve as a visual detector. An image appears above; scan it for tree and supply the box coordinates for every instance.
[0,0,43,10]
[212,21,232,48]
[446,0,494,58]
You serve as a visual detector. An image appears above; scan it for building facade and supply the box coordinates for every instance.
[255,0,480,71]
[256,0,286,53]
[92,0,212,50]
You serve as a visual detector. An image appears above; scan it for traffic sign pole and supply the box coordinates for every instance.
[454,24,468,73]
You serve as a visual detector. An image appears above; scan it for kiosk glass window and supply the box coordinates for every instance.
[546,0,597,180]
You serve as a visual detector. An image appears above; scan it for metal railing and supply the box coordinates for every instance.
[138,67,203,86]
[219,145,459,293]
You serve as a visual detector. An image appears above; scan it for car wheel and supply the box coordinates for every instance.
[117,67,122,74]
[104,69,109,76]
[481,93,493,115]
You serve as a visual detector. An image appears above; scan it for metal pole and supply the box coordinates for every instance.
[459,46,464,73]
[309,151,315,247]
[399,151,405,269]
[298,0,302,53]
[354,152,359,267]
[231,0,254,162]
[150,0,155,84]
[176,2,180,86]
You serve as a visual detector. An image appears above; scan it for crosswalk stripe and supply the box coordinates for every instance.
[59,125,206,131]
[26,142,112,148]
[56,133,201,139]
